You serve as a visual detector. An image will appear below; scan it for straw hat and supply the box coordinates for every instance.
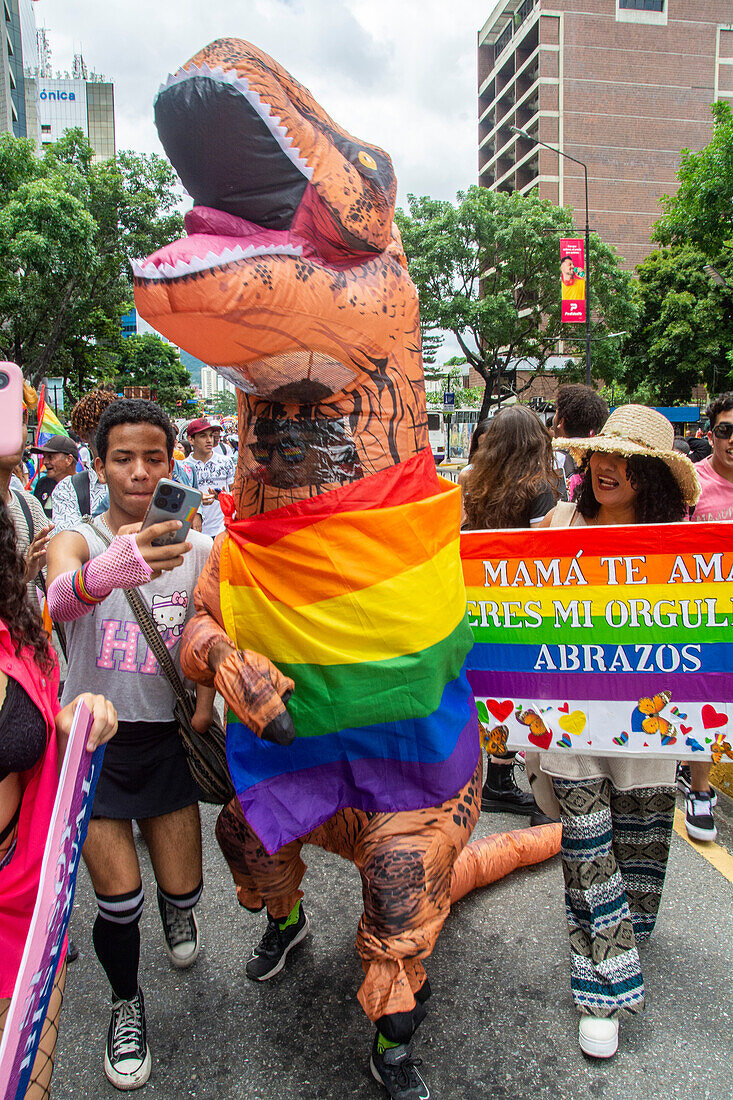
[553,404,700,506]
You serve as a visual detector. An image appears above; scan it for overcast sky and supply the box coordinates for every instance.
[34,0,490,209]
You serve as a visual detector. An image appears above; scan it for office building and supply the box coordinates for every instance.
[478,0,733,268]
[200,365,236,402]
[1,0,30,136]
[27,70,116,159]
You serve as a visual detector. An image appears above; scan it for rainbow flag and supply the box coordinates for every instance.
[35,385,70,447]
[221,449,479,853]
[462,523,733,761]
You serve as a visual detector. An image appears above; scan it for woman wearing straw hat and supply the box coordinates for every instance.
[528,405,700,1059]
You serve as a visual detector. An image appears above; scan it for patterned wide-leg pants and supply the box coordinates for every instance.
[551,777,675,1018]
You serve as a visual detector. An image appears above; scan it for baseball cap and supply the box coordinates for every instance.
[30,436,79,459]
[187,418,212,437]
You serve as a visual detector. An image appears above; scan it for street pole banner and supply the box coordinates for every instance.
[560,237,586,323]
[0,703,104,1100]
[461,523,733,762]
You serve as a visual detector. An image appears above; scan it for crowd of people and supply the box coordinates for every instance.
[0,379,727,1098]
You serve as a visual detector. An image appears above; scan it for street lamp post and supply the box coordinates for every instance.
[511,127,592,385]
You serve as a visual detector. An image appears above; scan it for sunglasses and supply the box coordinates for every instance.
[250,438,307,465]
[712,423,733,440]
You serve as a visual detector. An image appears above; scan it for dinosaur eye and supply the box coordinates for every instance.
[358,150,377,170]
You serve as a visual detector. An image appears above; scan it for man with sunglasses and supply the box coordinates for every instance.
[683,394,733,841]
[249,416,362,491]
[186,419,235,536]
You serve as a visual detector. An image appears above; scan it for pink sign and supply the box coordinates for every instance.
[0,702,104,1100]
[560,238,586,323]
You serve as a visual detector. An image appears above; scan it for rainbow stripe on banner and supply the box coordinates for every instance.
[461,523,733,763]
[221,449,479,853]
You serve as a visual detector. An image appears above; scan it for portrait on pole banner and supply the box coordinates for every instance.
[560,238,586,323]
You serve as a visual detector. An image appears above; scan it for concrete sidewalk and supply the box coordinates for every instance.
[53,791,733,1100]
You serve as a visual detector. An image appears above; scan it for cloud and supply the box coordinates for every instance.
[33,0,486,202]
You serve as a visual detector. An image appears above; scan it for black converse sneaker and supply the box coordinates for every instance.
[245,902,310,981]
[685,790,717,842]
[157,893,200,969]
[104,988,151,1091]
[370,1033,430,1099]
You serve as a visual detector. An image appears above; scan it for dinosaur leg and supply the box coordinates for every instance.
[215,797,305,919]
[348,759,482,1042]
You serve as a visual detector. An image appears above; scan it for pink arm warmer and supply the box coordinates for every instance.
[47,534,153,622]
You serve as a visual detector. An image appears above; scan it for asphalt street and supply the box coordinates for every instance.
[53,783,733,1100]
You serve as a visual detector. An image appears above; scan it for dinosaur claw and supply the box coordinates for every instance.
[261,712,296,746]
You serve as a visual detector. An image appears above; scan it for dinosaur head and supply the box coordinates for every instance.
[134,39,428,513]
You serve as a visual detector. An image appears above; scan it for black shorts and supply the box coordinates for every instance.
[92,719,200,820]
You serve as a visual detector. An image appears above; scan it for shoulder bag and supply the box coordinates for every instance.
[83,520,234,805]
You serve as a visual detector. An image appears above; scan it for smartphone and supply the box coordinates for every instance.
[0,361,25,458]
[140,479,202,546]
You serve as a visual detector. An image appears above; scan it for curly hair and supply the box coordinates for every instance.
[96,399,176,463]
[463,406,559,529]
[704,392,733,430]
[69,389,117,442]
[555,384,609,438]
[574,453,687,524]
[0,498,53,672]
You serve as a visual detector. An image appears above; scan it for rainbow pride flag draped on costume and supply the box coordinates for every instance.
[221,449,479,853]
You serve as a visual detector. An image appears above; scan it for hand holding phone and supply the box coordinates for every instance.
[140,479,203,546]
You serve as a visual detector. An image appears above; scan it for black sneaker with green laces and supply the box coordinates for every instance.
[245,901,310,981]
[370,1033,430,1100]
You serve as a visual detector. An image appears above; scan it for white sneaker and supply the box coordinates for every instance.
[579,1015,619,1058]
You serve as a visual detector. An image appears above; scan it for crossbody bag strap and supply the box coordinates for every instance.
[82,519,194,720]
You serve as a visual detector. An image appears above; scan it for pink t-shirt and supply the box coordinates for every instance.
[691,457,733,523]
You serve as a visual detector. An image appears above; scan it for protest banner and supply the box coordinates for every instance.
[461,522,733,762]
[0,702,104,1100]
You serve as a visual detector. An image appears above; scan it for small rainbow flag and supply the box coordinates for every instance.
[221,449,479,853]
[35,384,70,447]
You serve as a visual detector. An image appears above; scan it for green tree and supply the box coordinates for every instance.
[0,130,183,396]
[396,187,636,420]
[619,245,732,402]
[115,333,195,414]
[618,103,733,403]
[209,391,238,417]
[654,101,733,257]
[423,358,482,409]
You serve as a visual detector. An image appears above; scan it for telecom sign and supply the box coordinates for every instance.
[39,88,77,101]
[443,391,456,413]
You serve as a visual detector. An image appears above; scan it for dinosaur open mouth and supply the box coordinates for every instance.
[154,63,312,230]
[130,212,306,280]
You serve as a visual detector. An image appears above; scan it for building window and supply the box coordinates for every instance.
[41,123,51,133]
[619,0,664,9]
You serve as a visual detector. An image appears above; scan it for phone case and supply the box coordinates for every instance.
[0,362,25,458]
[141,479,202,545]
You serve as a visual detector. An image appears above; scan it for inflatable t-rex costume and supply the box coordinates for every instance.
[134,37,559,1091]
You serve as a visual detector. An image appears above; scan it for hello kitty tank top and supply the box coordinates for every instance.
[61,520,212,722]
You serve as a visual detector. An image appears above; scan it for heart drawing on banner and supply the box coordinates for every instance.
[559,710,586,736]
[680,724,692,736]
[528,727,552,751]
[701,705,728,730]
[558,703,570,714]
[486,699,513,723]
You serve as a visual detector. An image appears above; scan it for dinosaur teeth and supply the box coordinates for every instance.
[130,243,304,281]
[154,63,313,182]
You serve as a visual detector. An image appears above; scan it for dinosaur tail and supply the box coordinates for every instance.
[450,823,561,904]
